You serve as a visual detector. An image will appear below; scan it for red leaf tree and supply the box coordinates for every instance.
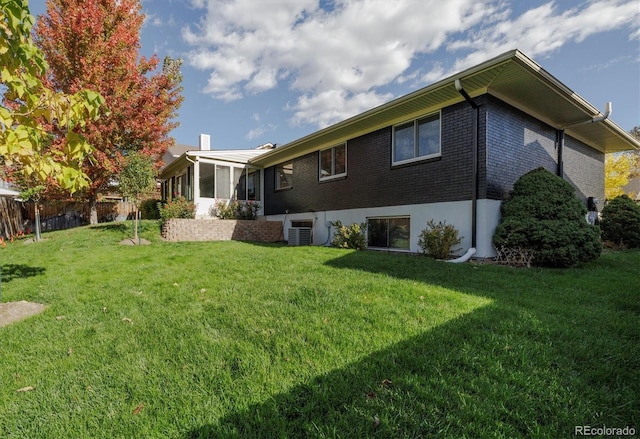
[35,0,183,223]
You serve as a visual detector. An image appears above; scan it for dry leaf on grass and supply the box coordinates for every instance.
[133,403,144,415]
[16,386,35,392]
[122,317,133,325]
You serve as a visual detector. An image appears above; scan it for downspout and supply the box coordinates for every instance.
[452,79,479,261]
[185,153,197,201]
[556,129,564,177]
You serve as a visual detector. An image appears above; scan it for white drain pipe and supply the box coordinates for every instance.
[447,247,477,263]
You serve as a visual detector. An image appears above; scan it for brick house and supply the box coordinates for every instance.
[159,50,639,257]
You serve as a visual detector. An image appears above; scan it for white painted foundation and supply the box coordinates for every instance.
[266,199,503,258]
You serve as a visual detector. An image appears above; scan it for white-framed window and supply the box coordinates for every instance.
[199,161,260,200]
[276,161,293,190]
[319,143,347,180]
[233,168,261,201]
[392,112,441,165]
[367,216,410,251]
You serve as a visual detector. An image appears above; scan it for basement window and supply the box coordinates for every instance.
[367,217,410,251]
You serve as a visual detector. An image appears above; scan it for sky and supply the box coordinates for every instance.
[29,0,640,150]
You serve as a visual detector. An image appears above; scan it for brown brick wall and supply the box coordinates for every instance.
[162,219,283,242]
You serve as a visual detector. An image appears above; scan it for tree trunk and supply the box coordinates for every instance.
[34,204,42,242]
[89,197,98,225]
[133,209,139,241]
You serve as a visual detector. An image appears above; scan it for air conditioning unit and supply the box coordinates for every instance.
[288,227,312,246]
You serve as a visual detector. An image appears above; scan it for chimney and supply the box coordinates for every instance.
[199,134,211,151]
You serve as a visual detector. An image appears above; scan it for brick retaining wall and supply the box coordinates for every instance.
[162,218,283,242]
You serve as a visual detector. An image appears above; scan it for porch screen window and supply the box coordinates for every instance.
[276,161,293,190]
[319,144,346,180]
[216,165,231,199]
[234,168,246,201]
[199,162,215,198]
[393,112,440,164]
[367,217,410,250]
[247,169,260,200]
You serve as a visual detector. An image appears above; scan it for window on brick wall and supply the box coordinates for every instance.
[393,112,441,165]
[276,161,293,190]
[319,144,347,180]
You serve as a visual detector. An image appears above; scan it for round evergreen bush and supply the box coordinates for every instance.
[492,168,602,267]
[600,194,640,248]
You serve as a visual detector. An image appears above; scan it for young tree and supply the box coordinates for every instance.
[119,152,156,243]
[1,0,103,194]
[35,0,183,224]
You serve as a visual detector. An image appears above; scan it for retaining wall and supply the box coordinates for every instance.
[162,218,283,243]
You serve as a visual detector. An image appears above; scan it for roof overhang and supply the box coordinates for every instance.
[159,149,269,179]
[0,187,20,197]
[251,49,639,168]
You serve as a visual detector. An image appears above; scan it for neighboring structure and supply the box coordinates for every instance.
[0,180,19,198]
[159,49,640,257]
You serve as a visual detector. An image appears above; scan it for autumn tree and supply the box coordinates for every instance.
[35,0,183,224]
[1,0,104,194]
[605,153,635,199]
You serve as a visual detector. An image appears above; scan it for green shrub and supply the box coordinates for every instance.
[330,221,367,250]
[209,200,261,220]
[418,220,462,259]
[600,194,640,248]
[140,198,161,219]
[158,197,196,223]
[492,168,601,267]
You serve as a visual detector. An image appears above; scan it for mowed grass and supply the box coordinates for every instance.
[0,221,638,438]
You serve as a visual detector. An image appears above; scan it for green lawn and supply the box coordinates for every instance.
[1,222,638,438]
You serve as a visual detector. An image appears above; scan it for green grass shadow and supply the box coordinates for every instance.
[186,250,639,438]
[0,264,46,283]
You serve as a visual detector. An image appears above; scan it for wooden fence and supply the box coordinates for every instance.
[0,198,137,238]
[0,197,25,239]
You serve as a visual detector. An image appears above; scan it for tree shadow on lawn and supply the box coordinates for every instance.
[0,264,46,283]
[185,252,639,438]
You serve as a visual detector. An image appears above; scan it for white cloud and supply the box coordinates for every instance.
[424,0,640,82]
[246,124,276,141]
[288,89,393,128]
[183,0,640,127]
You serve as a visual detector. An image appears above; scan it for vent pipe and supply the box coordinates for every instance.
[199,134,211,151]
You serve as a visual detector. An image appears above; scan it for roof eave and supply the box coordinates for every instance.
[251,49,638,166]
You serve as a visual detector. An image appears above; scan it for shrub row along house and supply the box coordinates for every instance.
[158,50,639,258]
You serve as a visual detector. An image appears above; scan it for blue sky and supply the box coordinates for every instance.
[30,0,640,150]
